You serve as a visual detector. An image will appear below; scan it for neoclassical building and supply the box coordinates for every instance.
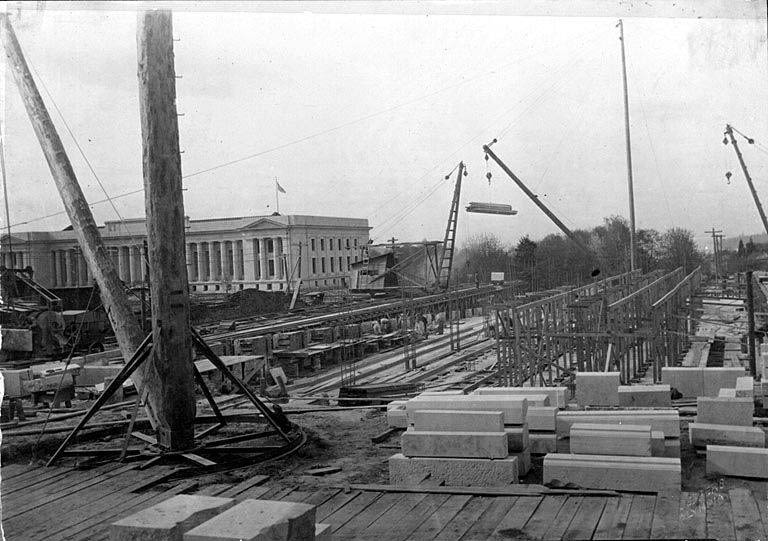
[1,214,371,293]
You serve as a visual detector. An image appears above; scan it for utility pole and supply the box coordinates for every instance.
[618,19,636,272]
[0,14,159,429]
[715,234,726,280]
[137,9,196,449]
[725,125,768,237]
[705,228,722,280]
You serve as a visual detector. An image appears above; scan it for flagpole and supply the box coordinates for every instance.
[275,177,280,214]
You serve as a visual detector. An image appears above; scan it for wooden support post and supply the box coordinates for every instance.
[0,14,158,429]
[137,10,196,449]
[746,270,757,377]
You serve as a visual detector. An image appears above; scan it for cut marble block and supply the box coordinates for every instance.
[182,499,315,541]
[703,368,747,397]
[527,406,558,431]
[473,386,568,408]
[651,431,665,457]
[556,410,680,438]
[662,367,704,397]
[569,423,652,457]
[706,445,768,479]
[575,372,620,407]
[735,376,755,398]
[504,425,529,452]
[111,495,234,541]
[512,448,531,476]
[405,396,528,425]
[387,402,408,428]
[696,397,753,426]
[617,385,671,407]
[688,423,765,448]
[401,430,509,459]
[529,433,558,455]
[718,388,737,398]
[389,453,519,486]
[412,410,504,433]
[663,439,681,459]
[543,454,681,494]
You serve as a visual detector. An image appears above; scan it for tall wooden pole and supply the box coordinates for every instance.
[618,19,636,272]
[746,270,757,377]
[137,10,196,449]
[0,14,160,429]
[725,125,768,237]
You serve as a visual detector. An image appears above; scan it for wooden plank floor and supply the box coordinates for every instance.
[5,462,768,540]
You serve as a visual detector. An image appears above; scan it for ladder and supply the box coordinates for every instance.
[437,162,464,289]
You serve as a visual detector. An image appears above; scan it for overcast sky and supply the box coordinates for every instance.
[1,2,767,250]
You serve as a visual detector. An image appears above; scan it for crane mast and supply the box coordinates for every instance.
[437,162,464,289]
[724,124,768,237]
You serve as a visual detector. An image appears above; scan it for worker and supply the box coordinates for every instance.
[372,320,381,334]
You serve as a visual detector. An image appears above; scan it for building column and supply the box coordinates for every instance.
[185,243,194,282]
[140,244,148,283]
[189,243,199,281]
[224,240,234,280]
[118,246,130,283]
[51,251,59,287]
[130,245,142,285]
[235,240,244,281]
[195,243,204,282]
[65,249,74,287]
[243,239,255,282]
[259,238,268,281]
[211,242,222,281]
[78,253,88,285]
[71,251,80,286]
[202,242,211,281]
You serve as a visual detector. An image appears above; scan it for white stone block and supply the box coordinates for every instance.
[529,433,557,455]
[618,385,671,407]
[702,368,747,397]
[543,454,681,494]
[388,453,519,486]
[183,499,316,541]
[556,410,680,438]
[696,397,753,426]
[527,406,558,431]
[688,423,765,448]
[474,387,567,408]
[569,423,652,457]
[706,445,768,479]
[412,410,504,433]
[575,372,620,406]
[736,376,755,398]
[387,408,408,429]
[718,388,737,398]
[405,396,528,425]
[401,430,509,459]
[662,367,704,397]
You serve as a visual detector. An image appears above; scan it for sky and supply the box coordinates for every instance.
[1,2,767,252]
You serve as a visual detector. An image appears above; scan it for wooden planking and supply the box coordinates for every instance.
[562,497,607,540]
[433,496,494,541]
[622,494,657,539]
[489,496,543,540]
[386,494,451,541]
[650,494,681,539]
[323,491,382,532]
[0,463,36,480]
[2,465,87,495]
[316,490,362,522]
[679,491,707,540]
[332,492,405,537]
[706,490,737,540]
[592,495,633,540]
[457,496,517,540]
[364,493,430,538]
[407,495,471,541]
[542,496,583,540]
[729,488,767,541]
[279,489,314,503]
[301,486,342,508]
[521,495,568,539]
[217,474,270,498]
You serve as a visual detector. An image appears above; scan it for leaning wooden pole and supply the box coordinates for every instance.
[137,10,196,449]
[0,14,160,429]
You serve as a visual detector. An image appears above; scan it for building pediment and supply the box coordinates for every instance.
[0,234,27,246]
[240,217,285,231]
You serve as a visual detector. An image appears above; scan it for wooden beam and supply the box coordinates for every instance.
[0,14,159,429]
[137,9,196,450]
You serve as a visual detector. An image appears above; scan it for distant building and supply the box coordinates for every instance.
[1,214,370,293]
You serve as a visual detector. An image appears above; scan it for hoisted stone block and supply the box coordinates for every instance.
[688,423,765,448]
[182,499,316,541]
[706,445,768,479]
[389,453,519,486]
[401,429,509,459]
[617,385,671,407]
[575,372,620,407]
[569,423,652,457]
[473,387,567,409]
[556,410,680,438]
[543,454,681,494]
[412,410,504,433]
[111,494,234,541]
[696,396,753,426]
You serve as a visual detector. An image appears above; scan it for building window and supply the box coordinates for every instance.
[347,256,351,268]
[346,238,350,249]
[339,256,343,270]
[354,255,358,262]
[203,285,208,291]
[321,258,326,273]
[320,238,325,251]
[279,284,283,290]
[310,238,316,251]
[324,279,327,285]
[239,284,244,290]
[333,278,337,284]
[354,238,358,247]
[267,283,272,290]
[215,285,220,291]
[312,258,317,274]
[314,281,318,286]
[338,238,342,250]
[330,258,335,272]
[192,285,197,291]
[268,260,275,276]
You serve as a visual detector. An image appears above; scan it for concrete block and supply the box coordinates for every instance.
[718,388,737,398]
[405,396,528,425]
[618,385,671,407]
[388,453,519,487]
[315,524,332,541]
[527,406,558,431]
[183,499,316,541]
[473,386,568,409]
[529,433,558,455]
[569,423,652,457]
[111,494,234,541]
[512,448,531,476]
[401,430,508,459]
[575,372,620,407]
[662,367,704,397]
[651,431,665,457]
[696,397,753,426]
[413,410,504,433]
[504,425,529,452]
[556,410,680,438]
[736,376,755,398]
[543,454,681,494]
[703,368,747,397]
[706,445,768,479]
[688,423,765,448]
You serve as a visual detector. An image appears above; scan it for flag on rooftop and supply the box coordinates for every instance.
[276,181,286,194]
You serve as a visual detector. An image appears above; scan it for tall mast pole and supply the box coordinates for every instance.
[0,134,12,263]
[618,19,636,272]
[725,125,768,237]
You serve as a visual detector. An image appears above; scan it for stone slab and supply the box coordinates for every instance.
[401,430,509,459]
[556,410,680,438]
[387,409,408,429]
[504,425,529,452]
[512,448,531,476]
[706,445,768,479]
[651,431,665,457]
[688,423,765,448]
[543,453,681,494]
[569,424,652,457]
[405,396,528,425]
[617,385,671,407]
[575,372,620,407]
[469,390,550,407]
[111,494,234,541]
[183,499,316,541]
[663,438,681,459]
[529,433,558,455]
[527,406,558,431]
[718,388,737,398]
[413,410,504,433]
[388,453,519,486]
[736,376,755,398]
[662,367,705,397]
[474,386,568,408]
[696,396,753,426]
[703,368,747,397]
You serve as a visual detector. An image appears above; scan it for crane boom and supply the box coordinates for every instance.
[725,124,768,237]
[437,162,464,289]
